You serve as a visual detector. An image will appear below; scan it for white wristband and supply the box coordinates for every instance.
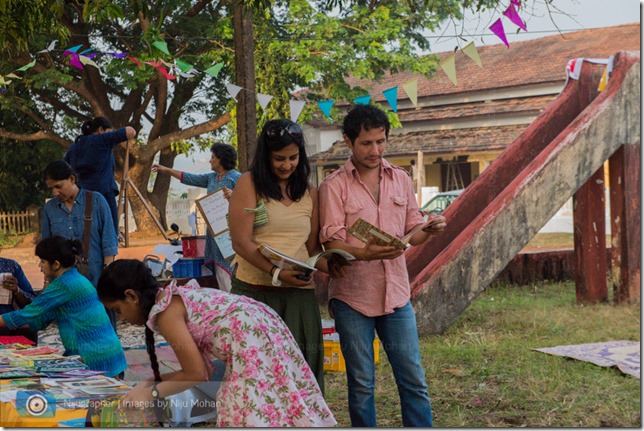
[272,268,283,287]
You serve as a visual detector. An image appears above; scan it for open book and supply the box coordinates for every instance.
[259,243,355,276]
[348,215,441,250]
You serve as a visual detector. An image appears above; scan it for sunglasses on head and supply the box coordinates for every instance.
[266,123,303,142]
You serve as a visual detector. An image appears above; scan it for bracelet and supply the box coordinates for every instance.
[272,268,283,287]
[269,266,278,277]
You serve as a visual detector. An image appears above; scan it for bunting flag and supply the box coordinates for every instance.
[36,40,57,54]
[354,95,371,105]
[439,55,457,86]
[402,78,418,106]
[152,40,171,56]
[127,56,143,67]
[65,44,83,54]
[490,18,509,48]
[79,55,99,69]
[598,68,608,92]
[318,100,334,119]
[382,86,399,112]
[462,42,483,67]
[257,93,273,110]
[15,59,36,72]
[0,76,11,86]
[503,4,527,31]
[225,83,243,99]
[175,59,194,73]
[145,61,176,80]
[290,100,306,123]
[510,0,521,7]
[103,51,127,59]
[5,73,21,80]
[69,54,84,70]
[204,62,224,78]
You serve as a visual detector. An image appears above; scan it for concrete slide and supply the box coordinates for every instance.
[407,51,640,335]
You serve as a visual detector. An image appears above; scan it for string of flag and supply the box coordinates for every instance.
[1,1,530,123]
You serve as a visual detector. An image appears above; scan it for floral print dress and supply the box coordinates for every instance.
[146,280,336,427]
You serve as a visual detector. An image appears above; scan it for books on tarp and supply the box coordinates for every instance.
[259,244,355,276]
[348,215,441,250]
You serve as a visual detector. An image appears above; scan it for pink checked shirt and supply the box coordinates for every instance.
[319,158,425,317]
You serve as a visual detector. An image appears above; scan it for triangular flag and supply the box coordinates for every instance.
[0,77,11,86]
[79,55,99,69]
[290,100,306,123]
[175,59,194,73]
[15,59,36,72]
[354,95,371,105]
[382,86,398,112]
[402,78,418,106]
[503,4,527,31]
[461,42,483,67]
[510,0,521,7]
[5,73,21,79]
[440,55,457,86]
[65,44,83,53]
[318,100,334,119]
[145,61,176,80]
[489,18,509,48]
[225,83,243,100]
[69,54,84,70]
[106,51,127,59]
[204,62,224,78]
[79,48,94,55]
[37,40,57,54]
[257,93,273,110]
[598,68,608,92]
[127,56,142,67]
[152,40,171,56]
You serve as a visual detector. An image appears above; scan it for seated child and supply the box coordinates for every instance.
[97,259,336,427]
[0,236,126,378]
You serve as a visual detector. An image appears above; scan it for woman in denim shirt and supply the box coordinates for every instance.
[41,161,118,328]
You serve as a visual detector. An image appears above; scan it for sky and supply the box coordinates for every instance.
[170,0,640,193]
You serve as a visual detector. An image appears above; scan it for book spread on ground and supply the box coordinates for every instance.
[259,244,355,276]
[348,215,441,250]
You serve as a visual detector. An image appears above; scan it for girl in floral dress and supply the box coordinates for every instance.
[97,259,336,427]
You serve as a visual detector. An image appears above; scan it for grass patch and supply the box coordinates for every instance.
[324,281,640,427]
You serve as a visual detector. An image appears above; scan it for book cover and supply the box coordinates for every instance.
[258,245,355,275]
[348,216,439,250]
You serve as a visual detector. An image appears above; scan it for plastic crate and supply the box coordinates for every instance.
[323,332,380,372]
[182,236,206,258]
[172,258,205,278]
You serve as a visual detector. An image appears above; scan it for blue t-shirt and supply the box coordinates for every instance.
[64,128,128,194]
[41,189,118,287]
[3,268,127,377]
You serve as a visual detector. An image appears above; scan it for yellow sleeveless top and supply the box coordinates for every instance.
[234,189,314,288]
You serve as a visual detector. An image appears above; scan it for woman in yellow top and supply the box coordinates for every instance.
[228,119,347,394]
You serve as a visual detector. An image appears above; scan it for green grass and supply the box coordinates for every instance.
[324,282,640,427]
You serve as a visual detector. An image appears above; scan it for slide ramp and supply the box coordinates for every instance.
[407,51,640,335]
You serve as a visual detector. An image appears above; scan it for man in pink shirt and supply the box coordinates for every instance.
[319,104,446,427]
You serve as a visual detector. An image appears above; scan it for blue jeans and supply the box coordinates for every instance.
[330,299,433,427]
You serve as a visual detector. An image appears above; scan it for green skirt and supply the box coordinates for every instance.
[231,276,325,394]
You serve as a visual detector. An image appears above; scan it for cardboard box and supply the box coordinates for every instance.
[323,333,380,372]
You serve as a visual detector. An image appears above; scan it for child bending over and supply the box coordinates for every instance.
[97,259,336,427]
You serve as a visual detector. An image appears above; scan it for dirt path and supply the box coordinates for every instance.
[2,233,172,290]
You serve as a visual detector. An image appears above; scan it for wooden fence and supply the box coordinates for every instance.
[0,210,34,234]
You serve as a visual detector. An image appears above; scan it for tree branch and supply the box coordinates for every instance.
[145,112,231,161]
[0,128,70,149]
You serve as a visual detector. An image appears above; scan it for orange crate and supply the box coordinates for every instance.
[323,334,380,372]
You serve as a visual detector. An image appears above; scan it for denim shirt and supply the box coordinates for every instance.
[41,189,118,287]
[181,169,241,273]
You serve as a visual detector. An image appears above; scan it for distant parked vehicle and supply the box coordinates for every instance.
[420,189,463,214]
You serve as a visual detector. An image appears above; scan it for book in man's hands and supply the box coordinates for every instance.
[348,215,441,250]
[259,243,355,276]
